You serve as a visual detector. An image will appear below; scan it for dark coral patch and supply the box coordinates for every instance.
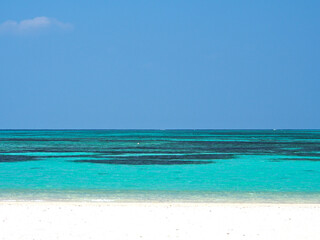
[281,158,320,162]
[0,155,38,163]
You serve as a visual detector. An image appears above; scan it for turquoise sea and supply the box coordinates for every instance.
[1,130,320,202]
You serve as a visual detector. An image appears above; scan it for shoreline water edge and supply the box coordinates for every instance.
[1,190,320,203]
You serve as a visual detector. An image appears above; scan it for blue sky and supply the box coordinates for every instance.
[0,0,319,129]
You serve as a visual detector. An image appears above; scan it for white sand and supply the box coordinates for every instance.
[0,202,319,240]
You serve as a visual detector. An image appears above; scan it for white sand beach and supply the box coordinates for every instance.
[0,202,319,240]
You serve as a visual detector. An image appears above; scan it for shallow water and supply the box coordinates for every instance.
[1,130,320,202]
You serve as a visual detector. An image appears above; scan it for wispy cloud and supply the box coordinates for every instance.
[0,17,73,34]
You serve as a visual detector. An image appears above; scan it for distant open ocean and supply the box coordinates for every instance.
[1,130,320,202]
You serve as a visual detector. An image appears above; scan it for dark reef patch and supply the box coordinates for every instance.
[281,158,320,162]
[0,138,82,142]
[104,154,232,161]
[0,155,39,163]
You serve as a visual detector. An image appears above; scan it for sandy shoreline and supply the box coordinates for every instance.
[0,202,320,240]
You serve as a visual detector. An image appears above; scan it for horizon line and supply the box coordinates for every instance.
[0,128,319,131]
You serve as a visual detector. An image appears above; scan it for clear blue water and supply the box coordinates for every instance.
[1,130,320,202]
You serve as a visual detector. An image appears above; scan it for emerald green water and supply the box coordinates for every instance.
[1,130,320,202]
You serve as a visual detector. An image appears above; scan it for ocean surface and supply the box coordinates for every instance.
[1,130,320,202]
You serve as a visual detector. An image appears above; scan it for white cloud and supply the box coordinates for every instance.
[0,17,73,34]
